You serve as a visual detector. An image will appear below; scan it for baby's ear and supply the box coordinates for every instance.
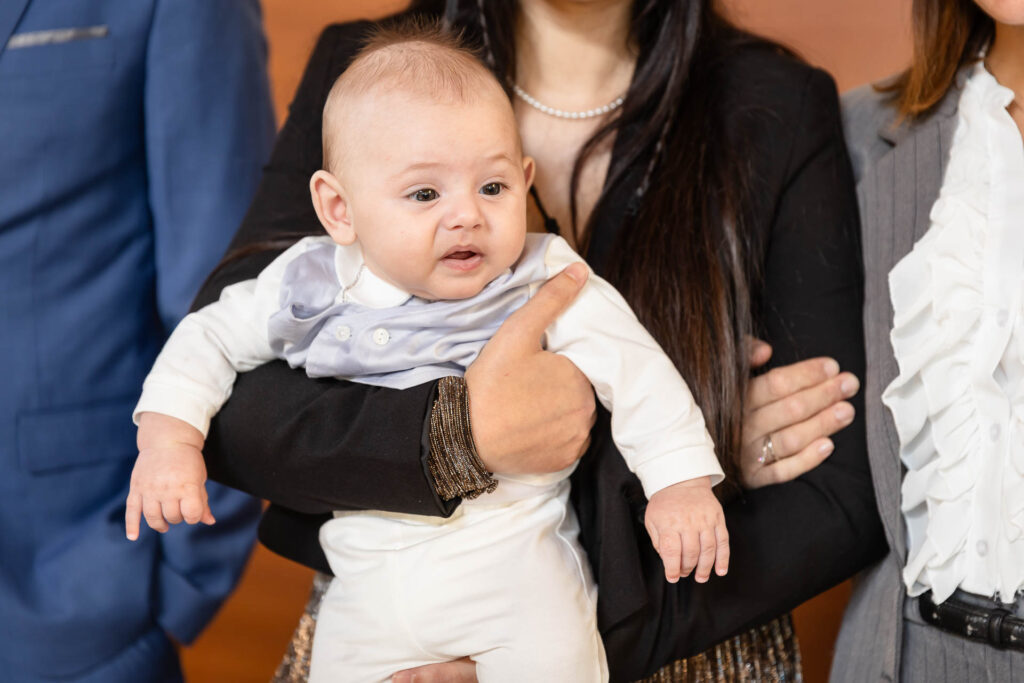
[522,156,536,190]
[310,170,356,245]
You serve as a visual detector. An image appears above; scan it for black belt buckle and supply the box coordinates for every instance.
[919,591,1024,651]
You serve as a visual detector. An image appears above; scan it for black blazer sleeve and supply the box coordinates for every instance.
[589,60,887,680]
[197,24,455,519]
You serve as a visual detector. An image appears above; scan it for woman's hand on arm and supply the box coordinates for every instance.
[739,339,861,488]
[466,263,596,475]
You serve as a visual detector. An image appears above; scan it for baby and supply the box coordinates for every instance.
[127,24,728,683]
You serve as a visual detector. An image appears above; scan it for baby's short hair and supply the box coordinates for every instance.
[322,18,505,171]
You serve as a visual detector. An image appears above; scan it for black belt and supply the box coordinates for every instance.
[919,591,1024,652]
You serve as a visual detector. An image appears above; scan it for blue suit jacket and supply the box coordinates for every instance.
[0,1,274,678]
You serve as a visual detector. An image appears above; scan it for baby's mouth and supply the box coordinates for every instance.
[441,246,484,271]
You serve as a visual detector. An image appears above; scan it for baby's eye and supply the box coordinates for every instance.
[412,189,438,202]
[480,183,503,196]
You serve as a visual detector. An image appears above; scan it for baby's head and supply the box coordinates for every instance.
[310,21,535,301]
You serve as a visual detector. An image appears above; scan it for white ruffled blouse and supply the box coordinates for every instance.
[883,62,1024,604]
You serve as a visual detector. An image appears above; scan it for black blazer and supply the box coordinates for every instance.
[197,18,885,681]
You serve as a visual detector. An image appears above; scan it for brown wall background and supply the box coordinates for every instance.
[181,2,912,681]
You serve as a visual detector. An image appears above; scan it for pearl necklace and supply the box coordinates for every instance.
[512,83,625,120]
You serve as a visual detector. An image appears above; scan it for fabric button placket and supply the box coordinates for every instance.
[963,72,1023,600]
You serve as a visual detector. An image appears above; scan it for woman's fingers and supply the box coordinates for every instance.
[485,263,588,354]
[751,397,856,466]
[740,396,854,489]
[746,436,836,488]
[746,337,772,368]
[745,373,858,448]
[745,357,841,413]
[740,364,858,489]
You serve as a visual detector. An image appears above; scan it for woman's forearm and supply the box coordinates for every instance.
[204,361,450,515]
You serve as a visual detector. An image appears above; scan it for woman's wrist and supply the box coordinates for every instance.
[427,376,498,501]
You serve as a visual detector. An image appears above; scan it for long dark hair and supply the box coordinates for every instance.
[403,0,768,493]
[880,0,993,120]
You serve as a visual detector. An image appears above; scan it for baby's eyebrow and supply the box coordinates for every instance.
[482,152,517,166]
[391,153,518,182]
[397,161,444,174]
[388,161,444,183]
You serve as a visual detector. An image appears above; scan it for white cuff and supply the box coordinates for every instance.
[132,381,218,438]
[634,448,725,499]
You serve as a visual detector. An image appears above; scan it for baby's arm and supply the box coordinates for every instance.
[126,238,323,539]
[540,237,728,583]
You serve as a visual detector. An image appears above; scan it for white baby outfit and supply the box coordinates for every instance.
[135,233,722,682]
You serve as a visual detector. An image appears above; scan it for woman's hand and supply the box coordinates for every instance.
[740,340,860,488]
[466,263,596,475]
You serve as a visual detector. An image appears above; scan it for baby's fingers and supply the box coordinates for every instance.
[694,529,718,583]
[180,484,215,525]
[160,500,184,526]
[715,522,730,577]
[125,491,143,541]
[657,533,682,583]
[680,528,701,578]
[142,497,170,533]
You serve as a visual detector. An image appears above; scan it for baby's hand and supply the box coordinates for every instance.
[125,413,215,540]
[644,477,729,584]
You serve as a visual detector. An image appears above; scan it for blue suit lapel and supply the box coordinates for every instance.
[0,0,31,56]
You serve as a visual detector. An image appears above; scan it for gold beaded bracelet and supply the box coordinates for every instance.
[427,376,498,501]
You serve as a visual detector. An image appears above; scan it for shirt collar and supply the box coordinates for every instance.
[333,242,412,308]
[967,60,1016,112]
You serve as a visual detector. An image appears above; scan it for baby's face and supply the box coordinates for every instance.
[335,89,532,301]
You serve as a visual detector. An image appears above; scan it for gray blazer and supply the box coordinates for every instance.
[829,80,963,682]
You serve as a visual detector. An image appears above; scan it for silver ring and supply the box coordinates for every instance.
[758,434,777,465]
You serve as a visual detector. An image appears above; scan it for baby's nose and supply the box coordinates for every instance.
[442,195,483,231]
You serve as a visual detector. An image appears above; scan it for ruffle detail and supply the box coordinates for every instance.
[1008,330,1024,542]
[883,63,1024,603]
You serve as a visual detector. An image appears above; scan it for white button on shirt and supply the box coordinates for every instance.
[334,325,351,342]
[883,63,1024,604]
[372,328,390,346]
